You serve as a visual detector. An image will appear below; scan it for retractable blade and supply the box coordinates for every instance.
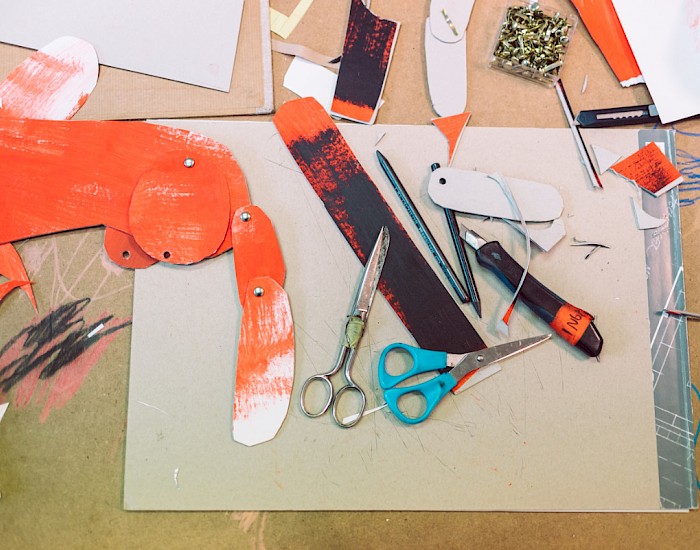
[460,226,603,358]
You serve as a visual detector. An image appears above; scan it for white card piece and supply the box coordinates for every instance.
[0,1,245,91]
[124,123,660,511]
[429,0,476,42]
[283,57,337,113]
[611,0,700,123]
[428,167,564,222]
[631,199,665,230]
[591,144,622,175]
[0,402,8,424]
[425,18,467,117]
[506,218,567,252]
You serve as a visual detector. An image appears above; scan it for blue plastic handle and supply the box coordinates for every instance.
[383,372,457,424]
[377,343,448,389]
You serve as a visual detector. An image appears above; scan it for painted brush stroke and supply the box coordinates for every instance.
[233,277,294,446]
[0,36,98,309]
[0,297,131,422]
[273,97,485,354]
[0,118,250,267]
[612,142,684,197]
[331,0,400,124]
[0,36,98,120]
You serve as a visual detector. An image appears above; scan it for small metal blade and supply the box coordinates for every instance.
[449,334,551,383]
[352,226,390,319]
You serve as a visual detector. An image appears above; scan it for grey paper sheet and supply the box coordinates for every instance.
[0,1,244,91]
[124,123,661,511]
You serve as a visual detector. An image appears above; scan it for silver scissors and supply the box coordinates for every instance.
[300,226,389,428]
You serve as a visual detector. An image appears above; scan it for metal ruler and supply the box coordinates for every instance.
[640,129,697,509]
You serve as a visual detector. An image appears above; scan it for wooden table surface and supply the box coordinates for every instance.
[2,1,699,547]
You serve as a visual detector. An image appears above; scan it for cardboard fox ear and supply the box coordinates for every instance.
[0,36,98,120]
[128,153,231,265]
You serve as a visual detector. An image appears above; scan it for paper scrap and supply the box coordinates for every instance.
[611,142,684,197]
[270,0,314,39]
[631,199,665,230]
[0,402,8,424]
[506,218,566,252]
[592,144,622,174]
[431,112,471,165]
[271,39,338,69]
[283,57,338,113]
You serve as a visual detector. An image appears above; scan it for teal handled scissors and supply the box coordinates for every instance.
[300,226,389,428]
[378,334,551,424]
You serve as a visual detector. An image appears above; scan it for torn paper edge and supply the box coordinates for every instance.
[505,218,566,252]
[631,198,665,230]
[592,144,622,175]
[283,56,337,113]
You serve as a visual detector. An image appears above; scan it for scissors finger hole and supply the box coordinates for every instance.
[300,375,333,417]
[395,391,429,422]
[332,385,366,428]
[382,347,415,378]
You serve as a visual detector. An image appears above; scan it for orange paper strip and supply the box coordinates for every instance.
[570,0,642,85]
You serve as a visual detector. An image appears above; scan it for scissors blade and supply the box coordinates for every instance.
[352,226,390,318]
[449,334,551,383]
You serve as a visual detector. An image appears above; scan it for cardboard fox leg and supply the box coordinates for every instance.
[230,206,294,446]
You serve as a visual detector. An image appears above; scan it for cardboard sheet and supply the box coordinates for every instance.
[124,123,660,511]
[0,0,243,91]
[0,0,273,119]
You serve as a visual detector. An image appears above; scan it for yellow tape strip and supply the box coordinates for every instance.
[270,0,315,39]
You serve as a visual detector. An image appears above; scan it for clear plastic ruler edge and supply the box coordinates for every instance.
[640,129,698,510]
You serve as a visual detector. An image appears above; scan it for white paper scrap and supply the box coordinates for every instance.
[0,402,8,424]
[592,144,622,175]
[631,199,665,230]
[283,57,338,113]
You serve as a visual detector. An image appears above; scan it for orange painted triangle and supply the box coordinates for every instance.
[432,112,471,165]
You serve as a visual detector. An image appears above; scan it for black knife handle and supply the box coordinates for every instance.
[575,105,659,128]
[476,240,603,357]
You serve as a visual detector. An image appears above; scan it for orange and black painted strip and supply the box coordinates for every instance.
[331,0,399,123]
[273,97,485,356]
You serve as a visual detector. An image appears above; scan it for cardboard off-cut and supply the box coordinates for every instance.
[0,0,273,119]
[124,123,660,511]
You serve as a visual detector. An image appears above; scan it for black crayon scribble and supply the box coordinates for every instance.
[0,297,131,395]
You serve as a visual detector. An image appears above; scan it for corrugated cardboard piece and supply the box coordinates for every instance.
[0,0,273,119]
[124,122,660,511]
